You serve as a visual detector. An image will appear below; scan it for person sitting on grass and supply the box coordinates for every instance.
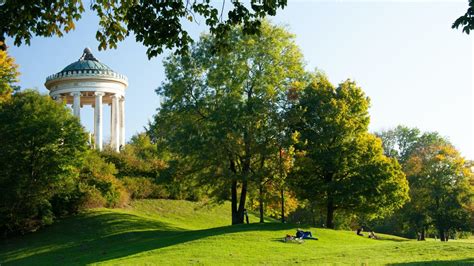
[296,229,318,240]
[356,227,364,236]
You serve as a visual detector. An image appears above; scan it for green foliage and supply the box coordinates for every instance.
[290,74,409,228]
[453,0,474,34]
[247,181,299,219]
[376,126,449,164]
[375,125,421,164]
[150,21,305,224]
[122,176,169,199]
[93,0,287,57]
[1,0,287,57]
[0,1,85,48]
[102,133,166,179]
[78,150,129,208]
[154,158,209,201]
[52,150,135,215]
[404,142,473,241]
[0,90,87,236]
[100,133,172,200]
[375,127,472,239]
[0,46,19,103]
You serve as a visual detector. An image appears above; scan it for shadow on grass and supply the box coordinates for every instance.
[389,258,474,265]
[0,211,294,265]
[375,236,411,242]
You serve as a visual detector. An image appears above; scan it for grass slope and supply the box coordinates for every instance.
[1,199,473,265]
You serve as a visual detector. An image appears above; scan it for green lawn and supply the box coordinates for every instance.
[1,199,473,265]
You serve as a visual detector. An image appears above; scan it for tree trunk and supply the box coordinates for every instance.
[439,228,446,242]
[325,172,335,229]
[326,197,335,229]
[259,183,264,223]
[420,228,425,241]
[231,180,238,225]
[311,206,316,227]
[0,34,7,51]
[280,188,285,223]
[236,180,248,224]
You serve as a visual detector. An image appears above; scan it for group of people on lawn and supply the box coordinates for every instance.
[243,208,377,243]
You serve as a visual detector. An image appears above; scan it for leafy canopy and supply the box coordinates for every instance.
[0,90,88,235]
[0,0,287,57]
[453,0,474,34]
[404,141,473,238]
[290,73,409,228]
[150,21,305,224]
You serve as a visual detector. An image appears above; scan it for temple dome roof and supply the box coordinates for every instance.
[61,59,113,73]
[45,48,127,84]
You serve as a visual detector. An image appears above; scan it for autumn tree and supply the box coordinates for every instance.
[376,126,458,240]
[0,0,287,56]
[248,145,297,223]
[149,21,305,224]
[404,142,472,241]
[290,73,409,229]
[0,45,19,103]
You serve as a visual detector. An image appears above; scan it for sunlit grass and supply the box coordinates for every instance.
[1,199,473,265]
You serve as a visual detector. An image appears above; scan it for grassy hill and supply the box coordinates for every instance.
[1,199,473,265]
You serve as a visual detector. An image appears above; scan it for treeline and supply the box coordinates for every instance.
[372,127,473,241]
[1,22,472,240]
[146,21,473,238]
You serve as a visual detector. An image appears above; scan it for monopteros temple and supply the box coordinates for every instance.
[45,48,128,152]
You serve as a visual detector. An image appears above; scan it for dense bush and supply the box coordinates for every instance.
[101,133,166,179]
[122,176,169,199]
[50,150,130,215]
[76,150,130,208]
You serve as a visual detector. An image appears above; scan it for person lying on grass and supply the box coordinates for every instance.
[296,229,318,240]
[284,234,304,244]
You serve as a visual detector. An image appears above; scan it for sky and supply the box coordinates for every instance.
[7,1,473,159]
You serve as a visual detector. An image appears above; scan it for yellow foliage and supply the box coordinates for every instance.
[0,45,19,104]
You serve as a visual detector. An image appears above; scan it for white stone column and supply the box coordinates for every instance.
[111,94,120,152]
[94,92,105,151]
[119,96,125,148]
[71,92,81,120]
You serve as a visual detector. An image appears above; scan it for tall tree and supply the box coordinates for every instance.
[149,21,305,224]
[375,125,421,164]
[0,90,88,236]
[0,0,287,57]
[404,142,472,241]
[376,127,472,239]
[290,73,409,229]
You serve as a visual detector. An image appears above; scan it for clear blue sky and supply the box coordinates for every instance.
[7,1,473,159]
